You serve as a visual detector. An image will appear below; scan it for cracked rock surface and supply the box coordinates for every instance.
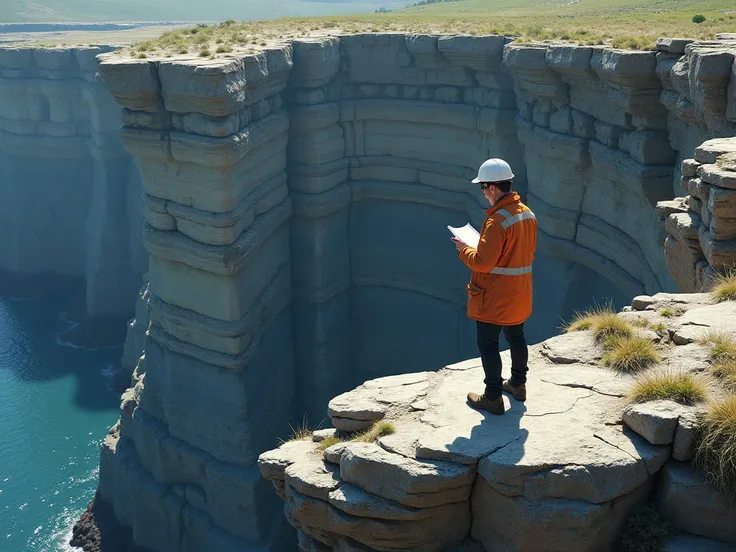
[259,292,736,551]
[259,333,656,550]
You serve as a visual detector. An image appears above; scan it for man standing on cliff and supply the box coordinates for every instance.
[452,158,538,416]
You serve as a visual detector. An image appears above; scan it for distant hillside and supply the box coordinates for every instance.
[0,0,408,23]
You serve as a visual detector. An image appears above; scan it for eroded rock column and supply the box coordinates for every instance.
[96,49,298,551]
[660,137,736,291]
[657,37,736,192]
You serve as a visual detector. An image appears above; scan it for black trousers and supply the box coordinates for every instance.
[476,321,529,399]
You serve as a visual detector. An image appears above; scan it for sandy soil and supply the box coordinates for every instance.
[0,24,186,46]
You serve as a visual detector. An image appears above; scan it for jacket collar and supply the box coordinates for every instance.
[485,192,520,216]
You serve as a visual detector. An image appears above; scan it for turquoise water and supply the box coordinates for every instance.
[0,296,122,552]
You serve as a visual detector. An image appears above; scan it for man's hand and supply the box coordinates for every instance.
[451,237,467,252]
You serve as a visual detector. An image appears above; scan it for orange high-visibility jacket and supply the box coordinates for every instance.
[458,192,538,326]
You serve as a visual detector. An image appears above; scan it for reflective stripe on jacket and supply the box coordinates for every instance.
[458,192,538,326]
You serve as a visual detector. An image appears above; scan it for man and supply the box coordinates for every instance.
[452,158,538,416]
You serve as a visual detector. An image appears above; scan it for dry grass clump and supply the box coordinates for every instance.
[711,268,736,303]
[317,420,396,451]
[698,331,736,389]
[628,371,708,406]
[564,304,634,342]
[317,435,343,451]
[711,359,736,390]
[699,331,736,363]
[695,395,736,495]
[658,307,683,319]
[278,414,318,444]
[602,335,660,374]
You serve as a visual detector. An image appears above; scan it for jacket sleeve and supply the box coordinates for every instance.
[458,216,503,272]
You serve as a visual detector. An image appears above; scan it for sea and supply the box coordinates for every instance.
[0,296,122,552]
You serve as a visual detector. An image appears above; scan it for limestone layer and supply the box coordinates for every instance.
[81,33,736,552]
[659,137,736,292]
[260,292,736,551]
[0,46,147,318]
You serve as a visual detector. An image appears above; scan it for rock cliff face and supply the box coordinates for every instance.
[0,46,147,320]
[659,137,736,292]
[73,33,736,552]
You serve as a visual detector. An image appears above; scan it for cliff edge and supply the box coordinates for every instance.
[259,291,736,551]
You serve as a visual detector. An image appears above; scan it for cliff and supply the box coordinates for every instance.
[259,291,736,551]
[0,46,147,323]
[65,32,736,552]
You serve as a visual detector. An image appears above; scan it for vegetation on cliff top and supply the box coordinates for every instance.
[564,303,634,341]
[696,394,736,495]
[711,268,736,303]
[628,370,707,405]
[108,0,736,58]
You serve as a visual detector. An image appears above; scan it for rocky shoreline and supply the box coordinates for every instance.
[70,492,145,552]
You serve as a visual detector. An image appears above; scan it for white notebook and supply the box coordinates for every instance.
[447,223,480,249]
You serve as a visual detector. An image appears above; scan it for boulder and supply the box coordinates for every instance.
[622,400,688,445]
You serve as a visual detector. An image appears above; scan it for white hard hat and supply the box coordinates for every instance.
[471,158,515,184]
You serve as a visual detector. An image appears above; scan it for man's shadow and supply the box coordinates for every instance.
[449,396,529,473]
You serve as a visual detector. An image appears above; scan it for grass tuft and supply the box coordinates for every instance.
[711,359,736,390]
[711,268,736,303]
[659,308,675,318]
[695,395,736,495]
[277,414,317,445]
[698,331,736,363]
[631,318,650,328]
[316,420,396,451]
[317,435,344,451]
[564,303,634,342]
[651,323,668,333]
[628,371,708,406]
[602,336,660,374]
[354,421,396,443]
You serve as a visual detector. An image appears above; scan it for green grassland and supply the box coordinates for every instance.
[6,0,736,53]
[127,0,736,58]
[0,0,401,25]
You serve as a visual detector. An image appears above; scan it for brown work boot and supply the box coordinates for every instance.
[503,379,526,402]
[467,392,505,415]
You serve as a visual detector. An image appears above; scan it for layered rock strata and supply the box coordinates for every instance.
[505,38,736,298]
[81,33,736,552]
[659,137,736,292]
[657,37,736,183]
[260,292,736,551]
[0,46,146,319]
[95,49,298,551]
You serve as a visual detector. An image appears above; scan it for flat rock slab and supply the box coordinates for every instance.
[339,442,475,508]
[258,439,316,481]
[540,332,601,364]
[328,372,432,422]
[285,455,342,501]
[672,302,736,344]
